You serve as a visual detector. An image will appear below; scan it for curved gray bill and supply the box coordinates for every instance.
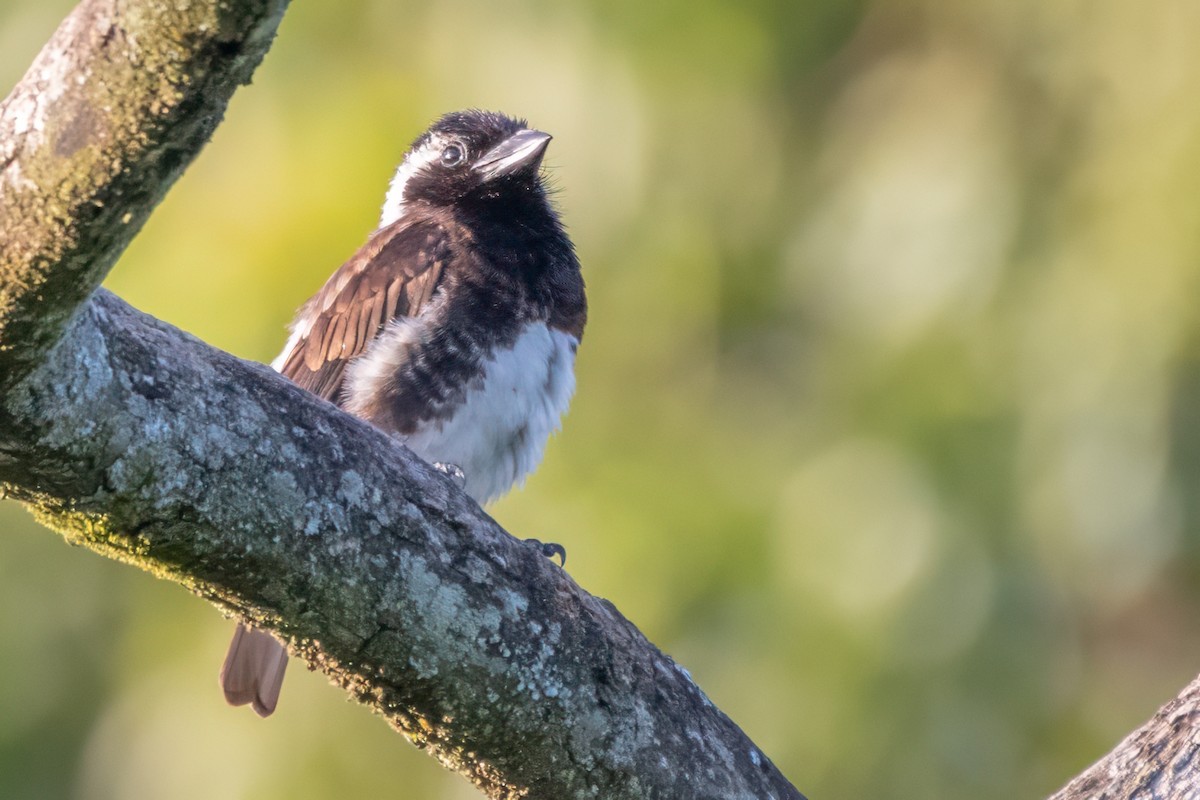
[473,129,552,180]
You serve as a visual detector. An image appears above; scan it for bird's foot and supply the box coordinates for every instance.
[524,538,567,567]
[432,462,466,490]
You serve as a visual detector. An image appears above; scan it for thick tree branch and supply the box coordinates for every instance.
[0,291,805,799]
[0,0,286,389]
[1049,674,1200,800]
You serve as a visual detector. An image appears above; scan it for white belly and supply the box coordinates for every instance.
[401,323,578,505]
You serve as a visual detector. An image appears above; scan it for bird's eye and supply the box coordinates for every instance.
[440,143,466,167]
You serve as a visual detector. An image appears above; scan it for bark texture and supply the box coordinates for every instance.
[1049,675,1200,800]
[0,1,807,798]
[1,290,805,799]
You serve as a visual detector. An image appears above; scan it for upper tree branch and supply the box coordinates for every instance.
[0,0,287,389]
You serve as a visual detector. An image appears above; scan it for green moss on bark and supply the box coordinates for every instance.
[0,0,288,388]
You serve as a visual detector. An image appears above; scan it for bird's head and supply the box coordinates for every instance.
[380,110,552,226]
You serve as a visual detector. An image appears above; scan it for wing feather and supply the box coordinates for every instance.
[274,218,449,403]
[385,277,404,320]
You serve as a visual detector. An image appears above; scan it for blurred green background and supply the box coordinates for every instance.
[5,0,1200,797]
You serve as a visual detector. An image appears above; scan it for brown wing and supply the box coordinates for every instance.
[274,218,449,402]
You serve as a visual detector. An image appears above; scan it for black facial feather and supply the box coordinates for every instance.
[427,109,528,145]
[401,111,541,209]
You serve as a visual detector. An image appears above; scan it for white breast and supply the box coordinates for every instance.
[400,322,578,505]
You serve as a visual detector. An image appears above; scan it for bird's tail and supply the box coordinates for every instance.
[220,624,288,717]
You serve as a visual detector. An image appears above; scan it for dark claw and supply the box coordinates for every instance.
[524,538,567,566]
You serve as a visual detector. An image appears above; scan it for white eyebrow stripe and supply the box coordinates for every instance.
[379,134,448,227]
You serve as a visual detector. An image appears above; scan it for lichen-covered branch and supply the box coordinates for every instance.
[1048,674,1200,800]
[0,289,806,800]
[0,0,287,389]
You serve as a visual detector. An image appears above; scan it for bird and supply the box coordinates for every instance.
[219,110,587,718]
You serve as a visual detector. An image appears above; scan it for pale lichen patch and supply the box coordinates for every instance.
[400,552,473,641]
[496,588,529,618]
[264,469,304,510]
[337,470,365,507]
[460,553,491,584]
